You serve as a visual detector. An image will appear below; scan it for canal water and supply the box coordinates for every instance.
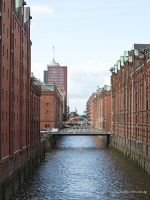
[11,136,150,200]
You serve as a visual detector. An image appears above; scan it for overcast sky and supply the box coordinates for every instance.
[29,0,150,115]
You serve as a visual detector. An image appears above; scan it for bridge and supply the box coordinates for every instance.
[51,127,111,146]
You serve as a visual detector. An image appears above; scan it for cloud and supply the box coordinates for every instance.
[67,59,112,114]
[31,5,54,16]
[31,60,112,115]
[31,63,47,82]
[68,60,111,95]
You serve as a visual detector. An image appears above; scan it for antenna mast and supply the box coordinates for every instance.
[53,46,55,61]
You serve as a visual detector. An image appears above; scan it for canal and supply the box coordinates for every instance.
[11,136,150,200]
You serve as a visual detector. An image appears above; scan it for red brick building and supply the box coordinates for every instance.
[30,77,41,157]
[86,93,95,126]
[0,0,33,184]
[43,57,67,120]
[86,85,111,131]
[0,1,44,195]
[110,43,150,173]
[93,85,111,131]
[33,77,63,130]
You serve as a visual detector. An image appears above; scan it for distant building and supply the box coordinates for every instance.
[70,112,79,118]
[67,105,70,121]
[86,93,96,126]
[93,85,111,131]
[43,54,67,119]
[68,112,79,126]
[33,77,63,130]
[30,77,41,156]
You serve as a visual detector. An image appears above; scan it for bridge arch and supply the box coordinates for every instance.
[64,117,92,127]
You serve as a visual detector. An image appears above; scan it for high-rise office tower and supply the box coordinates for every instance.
[44,49,67,120]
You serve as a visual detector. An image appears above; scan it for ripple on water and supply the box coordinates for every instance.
[11,136,150,200]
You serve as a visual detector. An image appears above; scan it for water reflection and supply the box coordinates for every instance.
[11,136,150,200]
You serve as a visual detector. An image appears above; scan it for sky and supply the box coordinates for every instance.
[28,0,150,115]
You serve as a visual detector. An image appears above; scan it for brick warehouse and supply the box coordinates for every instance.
[30,77,41,157]
[110,43,150,173]
[0,1,44,199]
[86,93,95,127]
[33,77,63,130]
[87,85,111,132]
[94,85,111,131]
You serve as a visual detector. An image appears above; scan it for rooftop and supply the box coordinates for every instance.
[48,58,60,67]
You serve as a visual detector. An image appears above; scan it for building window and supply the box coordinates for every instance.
[2,134,4,143]
[7,29,8,38]
[47,110,49,114]
[3,23,5,34]
[4,2,5,12]
[2,67,4,77]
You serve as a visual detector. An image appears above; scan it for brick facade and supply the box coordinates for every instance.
[44,61,67,120]
[33,78,63,130]
[0,0,43,189]
[110,44,150,173]
[86,85,111,132]
[30,78,41,157]
[86,93,95,126]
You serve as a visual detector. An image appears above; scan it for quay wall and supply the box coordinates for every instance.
[98,134,150,174]
[0,135,58,200]
[110,134,150,174]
